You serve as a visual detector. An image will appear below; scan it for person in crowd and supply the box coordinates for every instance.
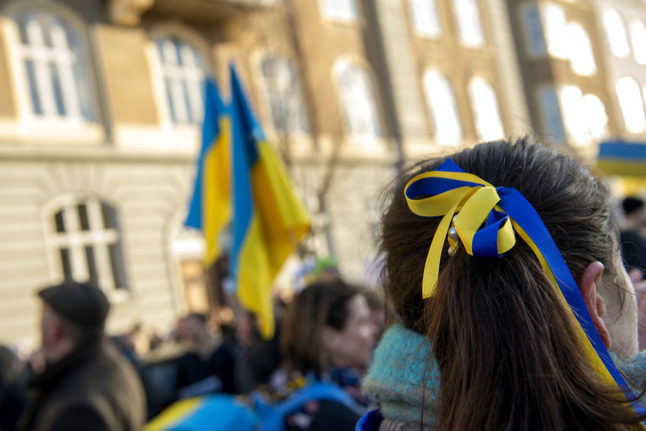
[19,281,146,431]
[620,196,646,278]
[234,309,284,394]
[173,312,237,398]
[361,289,386,342]
[279,279,377,431]
[359,138,646,430]
[0,345,28,431]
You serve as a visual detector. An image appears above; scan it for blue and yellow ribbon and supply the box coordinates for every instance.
[405,159,646,425]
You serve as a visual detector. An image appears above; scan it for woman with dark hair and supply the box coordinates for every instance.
[359,137,646,430]
[279,279,377,431]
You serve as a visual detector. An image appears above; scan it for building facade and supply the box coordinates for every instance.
[1,0,606,349]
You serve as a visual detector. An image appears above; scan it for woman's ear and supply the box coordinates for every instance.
[578,261,610,349]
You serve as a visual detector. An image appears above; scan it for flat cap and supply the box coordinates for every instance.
[38,281,110,328]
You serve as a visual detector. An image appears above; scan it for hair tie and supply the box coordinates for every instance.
[404,158,646,424]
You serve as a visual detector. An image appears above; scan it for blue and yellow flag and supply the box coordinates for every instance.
[229,64,310,338]
[185,78,232,266]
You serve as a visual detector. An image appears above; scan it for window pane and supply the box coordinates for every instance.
[336,62,380,139]
[322,0,358,22]
[521,3,547,57]
[603,9,631,58]
[630,20,646,65]
[165,77,177,123]
[49,62,65,116]
[59,247,72,280]
[261,56,308,133]
[25,60,42,115]
[77,203,90,231]
[567,24,596,76]
[84,245,98,287]
[410,0,441,38]
[101,203,116,229]
[424,70,462,146]
[54,210,65,233]
[453,0,484,47]
[542,4,569,59]
[616,77,646,133]
[537,87,566,143]
[469,77,504,141]
[108,242,126,289]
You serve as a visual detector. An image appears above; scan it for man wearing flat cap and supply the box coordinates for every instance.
[19,281,146,431]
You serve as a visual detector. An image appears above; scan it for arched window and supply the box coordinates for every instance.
[13,10,97,121]
[259,54,308,134]
[423,70,462,146]
[630,19,646,65]
[154,36,206,126]
[559,86,608,145]
[468,77,504,142]
[45,196,128,293]
[616,77,646,133]
[603,8,631,58]
[409,0,441,38]
[334,60,380,141]
[452,0,484,47]
[567,23,596,76]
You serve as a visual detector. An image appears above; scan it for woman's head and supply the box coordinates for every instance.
[380,137,640,429]
[281,279,376,375]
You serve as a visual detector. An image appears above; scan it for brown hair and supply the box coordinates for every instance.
[380,137,642,430]
[281,279,361,375]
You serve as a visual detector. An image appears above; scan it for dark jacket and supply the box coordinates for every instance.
[20,338,146,431]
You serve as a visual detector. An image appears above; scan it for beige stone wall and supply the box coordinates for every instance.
[94,24,159,126]
[0,149,192,348]
[0,22,15,118]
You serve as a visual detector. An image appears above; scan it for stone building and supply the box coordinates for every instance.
[0,0,549,349]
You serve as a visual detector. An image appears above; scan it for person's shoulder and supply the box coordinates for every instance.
[308,399,361,431]
[49,403,111,431]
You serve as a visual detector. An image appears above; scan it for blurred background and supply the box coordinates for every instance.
[0,0,645,354]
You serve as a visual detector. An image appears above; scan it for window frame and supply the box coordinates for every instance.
[333,59,381,143]
[43,194,129,301]
[2,1,103,141]
[468,76,505,142]
[423,69,463,147]
[256,52,309,136]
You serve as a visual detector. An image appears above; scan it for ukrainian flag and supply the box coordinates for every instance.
[185,78,231,266]
[229,64,310,338]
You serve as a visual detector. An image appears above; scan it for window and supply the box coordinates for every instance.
[155,36,205,126]
[46,196,127,293]
[452,0,484,47]
[603,9,631,59]
[423,70,462,146]
[616,77,646,133]
[259,54,308,134]
[537,86,566,143]
[630,19,646,65]
[559,86,608,146]
[321,0,358,22]
[567,23,596,76]
[542,3,569,59]
[469,77,504,142]
[334,60,380,141]
[13,10,96,122]
[520,2,547,57]
[409,0,441,38]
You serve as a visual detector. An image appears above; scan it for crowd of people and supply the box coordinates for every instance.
[1,137,646,430]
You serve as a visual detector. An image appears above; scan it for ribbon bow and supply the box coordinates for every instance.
[404,159,646,424]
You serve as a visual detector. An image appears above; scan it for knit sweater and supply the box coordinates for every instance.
[361,324,439,429]
[362,324,646,431]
